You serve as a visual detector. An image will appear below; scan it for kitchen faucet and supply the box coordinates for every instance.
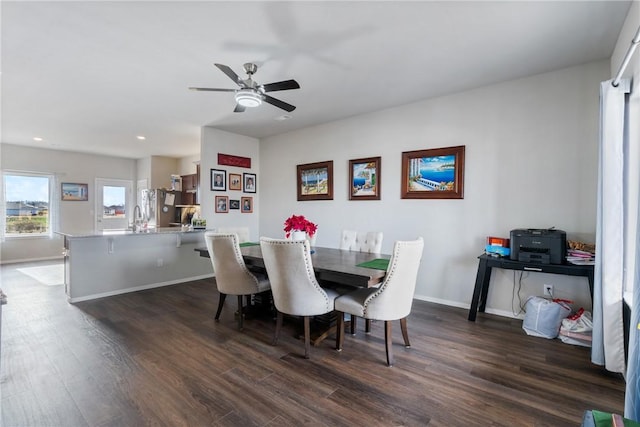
[132,204,142,232]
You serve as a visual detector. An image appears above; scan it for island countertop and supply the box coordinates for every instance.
[56,227,211,239]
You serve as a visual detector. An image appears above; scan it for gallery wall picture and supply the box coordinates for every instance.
[211,169,226,191]
[229,199,240,210]
[215,195,229,213]
[241,197,253,213]
[243,173,256,193]
[401,146,465,199]
[229,173,242,191]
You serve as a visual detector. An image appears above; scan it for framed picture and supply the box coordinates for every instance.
[229,199,240,210]
[229,173,242,191]
[61,182,88,201]
[215,195,229,213]
[297,160,333,201]
[211,169,226,191]
[401,145,465,199]
[241,196,253,213]
[243,173,256,193]
[349,156,381,201]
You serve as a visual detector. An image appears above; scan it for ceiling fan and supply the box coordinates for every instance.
[189,63,300,113]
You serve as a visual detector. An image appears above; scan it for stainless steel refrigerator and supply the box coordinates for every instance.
[140,189,178,228]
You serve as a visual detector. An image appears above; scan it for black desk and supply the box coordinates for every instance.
[468,254,595,321]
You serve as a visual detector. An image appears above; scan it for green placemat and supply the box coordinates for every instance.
[239,242,260,247]
[356,258,389,270]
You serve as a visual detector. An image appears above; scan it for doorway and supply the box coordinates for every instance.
[95,178,133,231]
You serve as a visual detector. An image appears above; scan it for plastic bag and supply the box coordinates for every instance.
[558,308,592,347]
[522,296,572,339]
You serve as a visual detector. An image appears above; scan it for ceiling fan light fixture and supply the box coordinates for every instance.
[235,89,262,108]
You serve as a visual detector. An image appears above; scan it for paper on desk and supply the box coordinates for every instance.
[165,192,175,206]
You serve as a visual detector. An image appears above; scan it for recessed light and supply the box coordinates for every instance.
[33,137,43,141]
[274,115,292,121]
[136,136,146,140]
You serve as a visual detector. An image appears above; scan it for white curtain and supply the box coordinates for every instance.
[592,79,630,373]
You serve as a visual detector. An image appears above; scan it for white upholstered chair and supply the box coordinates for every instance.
[340,230,383,253]
[259,237,340,359]
[217,226,250,243]
[335,237,424,366]
[204,232,270,330]
[339,229,384,334]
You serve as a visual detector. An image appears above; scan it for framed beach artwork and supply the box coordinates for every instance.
[61,183,89,201]
[297,160,333,201]
[349,156,381,201]
[401,146,465,199]
[215,195,229,213]
[211,169,226,191]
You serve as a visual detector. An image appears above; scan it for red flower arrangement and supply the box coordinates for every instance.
[283,214,317,238]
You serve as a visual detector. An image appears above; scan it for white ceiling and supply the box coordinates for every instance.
[1,1,632,160]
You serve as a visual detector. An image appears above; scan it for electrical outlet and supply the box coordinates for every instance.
[543,284,553,297]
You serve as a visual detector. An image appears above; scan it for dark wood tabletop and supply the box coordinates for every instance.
[195,244,389,288]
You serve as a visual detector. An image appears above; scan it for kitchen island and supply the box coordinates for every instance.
[58,228,214,302]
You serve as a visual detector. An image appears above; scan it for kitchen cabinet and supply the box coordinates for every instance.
[181,164,200,205]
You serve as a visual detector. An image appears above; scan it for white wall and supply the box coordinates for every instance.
[200,127,260,241]
[259,61,608,317]
[1,144,136,263]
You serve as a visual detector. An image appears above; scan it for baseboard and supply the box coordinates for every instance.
[413,293,523,320]
[0,256,64,265]
[67,273,215,303]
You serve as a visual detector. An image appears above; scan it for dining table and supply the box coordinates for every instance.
[195,243,391,345]
[195,243,390,288]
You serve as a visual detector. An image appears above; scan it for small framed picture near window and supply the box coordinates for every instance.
[349,156,381,201]
[241,196,253,213]
[243,173,256,193]
[61,182,89,201]
[229,173,242,191]
[401,145,465,199]
[211,169,226,191]
[297,160,333,201]
[215,195,229,213]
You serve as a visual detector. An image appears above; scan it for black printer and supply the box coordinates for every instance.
[509,228,567,264]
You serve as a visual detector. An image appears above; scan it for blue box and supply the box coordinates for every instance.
[485,245,510,257]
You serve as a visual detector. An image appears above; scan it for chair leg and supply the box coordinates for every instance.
[215,293,227,321]
[384,320,394,367]
[303,316,311,359]
[336,312,344,351]
[350,315,356,335]
[272,311,283,346]
[365,319,372,333]
[400,317,410,347]
[237,295,244,331]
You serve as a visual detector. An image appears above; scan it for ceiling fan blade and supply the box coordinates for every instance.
[263,94,296,112]
[215,63,243,86]
[189,87,236,92]
[262,79,300,92]
[233,104,246,113]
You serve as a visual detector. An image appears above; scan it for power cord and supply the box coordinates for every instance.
[511,270,528,316]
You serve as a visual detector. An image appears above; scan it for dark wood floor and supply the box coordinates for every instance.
[1,260,624,426]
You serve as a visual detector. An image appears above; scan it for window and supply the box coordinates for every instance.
[3,172,53,237]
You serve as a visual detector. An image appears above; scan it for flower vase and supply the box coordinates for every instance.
[291,230,307,241]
